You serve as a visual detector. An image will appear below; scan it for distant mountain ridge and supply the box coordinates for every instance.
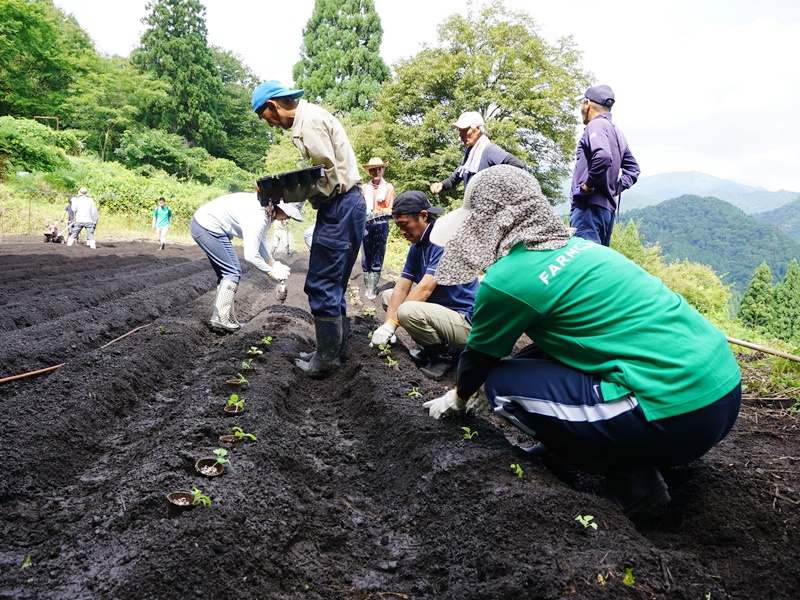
[621,195,800,291]
[556,171,799,216]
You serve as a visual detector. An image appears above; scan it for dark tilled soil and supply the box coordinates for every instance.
[0,238,798,599]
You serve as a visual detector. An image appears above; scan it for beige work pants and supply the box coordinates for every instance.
[381,288,471,348]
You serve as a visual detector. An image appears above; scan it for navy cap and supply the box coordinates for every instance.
[585,84,615,108]
[252,80,305,113]
[392,191,445,216]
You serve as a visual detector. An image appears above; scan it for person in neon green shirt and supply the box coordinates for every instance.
[152,197,173,250]
[422,165,742,519]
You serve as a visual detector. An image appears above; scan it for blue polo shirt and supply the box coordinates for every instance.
[401,220,479,323]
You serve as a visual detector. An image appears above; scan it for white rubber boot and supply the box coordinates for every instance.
[88,239,96,249]
[209,280,241,332]
[67,237,75,247]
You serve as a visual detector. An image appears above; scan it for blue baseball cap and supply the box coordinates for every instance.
[252,80,305,113]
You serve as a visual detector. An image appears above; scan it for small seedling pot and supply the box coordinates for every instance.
[166,492,196,516]
[241,367,256,377]
[225,379,243,391]
[195,458,224,477]
[353,314,364,325]
[218,434,241,443]
[223,405,244,416]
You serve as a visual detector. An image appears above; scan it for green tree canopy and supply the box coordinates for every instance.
[0,0,96,118]
[132,0,226,153]
[68,56,170,161]
[738,262,775,332]
[373,3,589,202]
[772,259,800,341]
[292,0,391,113]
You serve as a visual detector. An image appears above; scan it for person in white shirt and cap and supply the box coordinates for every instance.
[191,192,303,332]
[67,187,99,249]
[429,111,524,196]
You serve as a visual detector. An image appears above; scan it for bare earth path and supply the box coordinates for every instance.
[0,238,797,599]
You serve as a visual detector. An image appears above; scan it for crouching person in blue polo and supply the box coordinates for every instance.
[423,165,742,520]
[369,191,479,381]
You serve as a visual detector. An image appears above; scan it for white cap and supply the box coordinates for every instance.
[276,200,304,222]
[451,111,484,130]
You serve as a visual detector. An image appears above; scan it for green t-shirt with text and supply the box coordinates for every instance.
[467,238,741,421]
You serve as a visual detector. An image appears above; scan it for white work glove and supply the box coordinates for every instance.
[422,389,466,420]
[465,385,489,415]
[370,321,397,347]
[268,260,291,281]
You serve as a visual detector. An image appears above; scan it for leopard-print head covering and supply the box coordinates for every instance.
[433,165,574,286]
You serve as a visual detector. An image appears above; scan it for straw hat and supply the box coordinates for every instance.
[362,157,388,171]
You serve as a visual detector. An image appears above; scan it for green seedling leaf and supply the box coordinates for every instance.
[227,394,245,408]
[623,567,635,586]
[510,463,524,479]
[461,426,478,441]
[213,448,231,466]
[407,386,422,398]
[190,486,211,507]
[574,514,598,530]
[232,426,257,441]
[21,555,32,569]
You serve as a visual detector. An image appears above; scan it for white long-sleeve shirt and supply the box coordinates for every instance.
[193,192,274,275]
[71,195,98,223]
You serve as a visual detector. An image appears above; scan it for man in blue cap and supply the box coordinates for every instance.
[252,80,365,377]
[570,84,640,246]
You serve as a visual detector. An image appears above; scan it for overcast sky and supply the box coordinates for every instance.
[54,0,800,192]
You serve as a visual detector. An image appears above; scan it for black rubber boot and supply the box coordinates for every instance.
[524,442,579,484]
[409,346,428,367]
[602,467,671,519]
[419,343,455,381]
[298,316,349,361]
[295,317,343,378]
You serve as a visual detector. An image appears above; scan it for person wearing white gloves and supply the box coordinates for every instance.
[371,191,479,380]
[191,192,302,332]
[421,165,742,520]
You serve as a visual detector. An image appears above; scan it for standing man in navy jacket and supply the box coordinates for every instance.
[570,85,640,246]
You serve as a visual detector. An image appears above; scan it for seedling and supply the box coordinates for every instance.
[247,346,263,357]
[21,555,31,569]
[227,394,245,409]
[158,326,166,334]
[236,373,249,386]
[241,358,253,370]
[386,355,398,368]
[623,567,635,586]
[407,386,422,398]
[461,426,478,441]
[212,448,231,467]
[231,426,257,441]
[510,463,524,479]
[260,335,273,346]
[574,514,598,530]
[363,306,376,317]
[190,486,211,507]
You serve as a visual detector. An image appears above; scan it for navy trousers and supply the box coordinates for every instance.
[305,187,366,317]
[569,204,615,247]
[361,216,389,273]
[484,357,741,474]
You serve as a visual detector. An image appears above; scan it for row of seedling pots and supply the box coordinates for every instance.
[167,338,269,513]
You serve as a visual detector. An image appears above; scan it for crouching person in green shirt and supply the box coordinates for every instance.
[423,165,742,519]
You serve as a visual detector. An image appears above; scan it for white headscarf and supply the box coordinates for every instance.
[434,165,575,286]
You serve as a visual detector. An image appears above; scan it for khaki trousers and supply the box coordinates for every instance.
[381,288,471,348]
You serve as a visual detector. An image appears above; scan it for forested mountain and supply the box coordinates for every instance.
[754,197,800,245]
[621,195,800,291]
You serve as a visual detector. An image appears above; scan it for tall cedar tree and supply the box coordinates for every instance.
[132,0,226,153]
[293,0,390,113]
[373,3,589,202]
[772,259,800,341]
[738,262,775,332]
